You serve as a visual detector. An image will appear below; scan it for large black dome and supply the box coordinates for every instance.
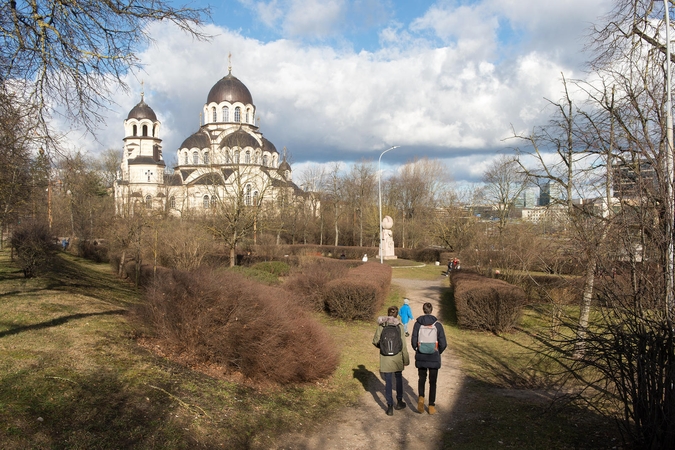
[261,137,278,154]
[206,72,253,105]
[219,129,260,149]
[180,130,211,149]
[127,99,157,121]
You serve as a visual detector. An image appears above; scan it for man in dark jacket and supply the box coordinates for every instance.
[411,302,447,415]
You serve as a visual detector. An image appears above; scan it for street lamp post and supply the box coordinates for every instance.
[379,146,399,264]
[664,0,674,317]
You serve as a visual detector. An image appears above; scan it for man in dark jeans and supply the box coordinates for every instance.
[411,302,447,415]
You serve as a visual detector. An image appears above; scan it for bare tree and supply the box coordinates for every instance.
[202,164,271,267]
[343,160,377,247]
[325,163,344,247]
[388,158,447,248]
[297,164,326,245]
[0,90,34,248]
[96,148,122,190]
[1,0,209,153]
[481,154,529,236]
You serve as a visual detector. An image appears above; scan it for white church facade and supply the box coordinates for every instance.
[114,68,304,216]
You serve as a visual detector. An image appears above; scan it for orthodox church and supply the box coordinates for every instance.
[114,66,304,216]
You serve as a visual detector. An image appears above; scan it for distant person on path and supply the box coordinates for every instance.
[446,259,452,275]
[362,253,368,262]
[411,302,447,415]
[399,298,414,337]
[372,305,410,416]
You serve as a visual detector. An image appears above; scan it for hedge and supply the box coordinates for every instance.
[451,270,527,333]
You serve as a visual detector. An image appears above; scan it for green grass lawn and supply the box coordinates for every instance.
[0,250,378,449]
[0,251,622,449]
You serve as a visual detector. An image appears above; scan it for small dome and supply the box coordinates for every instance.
[180,130,211,149]
[262,137,278,154]
[279,160,291,171]
[207,72,253,105]
[220,129,260,149]
[127,98,157,121]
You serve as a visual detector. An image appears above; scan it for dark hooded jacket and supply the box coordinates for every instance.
[411,314,447,369]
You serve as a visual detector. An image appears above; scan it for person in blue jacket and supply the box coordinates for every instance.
[399,298,414,337]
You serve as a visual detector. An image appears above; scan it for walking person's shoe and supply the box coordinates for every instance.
[386,404,394,416]
[394,400,407,410]
[417,396,425,413]
[428,405,437,415]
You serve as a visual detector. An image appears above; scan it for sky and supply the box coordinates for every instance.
[77,0,616,184]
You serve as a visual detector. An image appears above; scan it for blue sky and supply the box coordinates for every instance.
[79,0,615,183]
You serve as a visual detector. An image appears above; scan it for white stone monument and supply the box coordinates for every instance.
[379,215,397,260]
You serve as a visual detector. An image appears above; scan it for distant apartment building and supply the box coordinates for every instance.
[520,205,568,223]
[612,159,657,199]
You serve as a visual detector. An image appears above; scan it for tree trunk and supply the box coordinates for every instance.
[229,246,236,267]
[118,250,126,277]
[575,257,596,357]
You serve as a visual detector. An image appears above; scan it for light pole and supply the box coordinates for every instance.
[379,145,399,264]
[664,0,674,317]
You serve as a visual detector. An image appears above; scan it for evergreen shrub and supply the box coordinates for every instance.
[451,270,527,333]
[395,247,441,263]
[251,261,291,277]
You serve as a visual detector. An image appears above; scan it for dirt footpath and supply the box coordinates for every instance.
[272,276,463,450]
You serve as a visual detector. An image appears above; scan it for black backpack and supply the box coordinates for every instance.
[379,324,403,356]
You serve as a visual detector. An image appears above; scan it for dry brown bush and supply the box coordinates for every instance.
[134,267,339,384]
[284,257,350,311]
[451,270,527,333]
[323,262,392,321]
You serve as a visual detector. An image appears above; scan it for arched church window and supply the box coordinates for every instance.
[253,190,259,206]
[142,125,148,136]
[245,150,251,164]
[211,196,217,208]
[225,151,231,164]
[204,151,209,165]
[234,150,240,164]
[184,152,188,165]
[223,106,229,122]
[262,155,268,167]
[152,124,156,137]
[212,107,217,122]
[245,110,249,123]
[245,184,252,206]
[234,107,241,122]
[145,195,152,209]
[203,195,210,208]
[193,151,199,165]
[133,125,137,136]
[170,196,176,209]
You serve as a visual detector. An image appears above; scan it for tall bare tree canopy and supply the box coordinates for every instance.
[0,0,209,148]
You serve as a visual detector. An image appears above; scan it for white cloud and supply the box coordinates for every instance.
[284,0,347,37]
[70,0,614,184]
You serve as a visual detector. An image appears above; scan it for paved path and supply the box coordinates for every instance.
[272,276,464,450]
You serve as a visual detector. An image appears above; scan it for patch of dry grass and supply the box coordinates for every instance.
[0,249,378,449]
